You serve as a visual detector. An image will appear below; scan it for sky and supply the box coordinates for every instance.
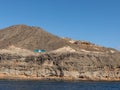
[0,0,120,50]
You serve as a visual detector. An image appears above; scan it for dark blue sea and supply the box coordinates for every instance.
[0,80,120,90]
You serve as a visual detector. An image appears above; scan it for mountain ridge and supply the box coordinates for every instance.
[0,25,70,51]
[0,24,117,53]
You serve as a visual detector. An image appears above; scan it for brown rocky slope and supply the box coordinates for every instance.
[0,25,120,81]
[0,25,115,52]
[0,25,70,51]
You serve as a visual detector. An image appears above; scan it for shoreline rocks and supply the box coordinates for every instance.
[0,51,120,81]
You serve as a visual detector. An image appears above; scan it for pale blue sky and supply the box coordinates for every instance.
[0,0,120,50]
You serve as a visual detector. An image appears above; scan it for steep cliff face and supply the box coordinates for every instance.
[0,51,120,81]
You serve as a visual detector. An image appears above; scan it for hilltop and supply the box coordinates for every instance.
[0,25,70,51]
[0,25,117,53]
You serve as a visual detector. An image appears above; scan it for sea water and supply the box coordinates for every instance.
[0,80,120,90]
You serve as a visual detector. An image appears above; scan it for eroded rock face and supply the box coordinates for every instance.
[0,51,120,81]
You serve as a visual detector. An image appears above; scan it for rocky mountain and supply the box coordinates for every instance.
[0,25,70,51]
[0,25,120,81]
[0,25,116,52]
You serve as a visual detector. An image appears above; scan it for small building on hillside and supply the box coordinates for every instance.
[34,49,46,53]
